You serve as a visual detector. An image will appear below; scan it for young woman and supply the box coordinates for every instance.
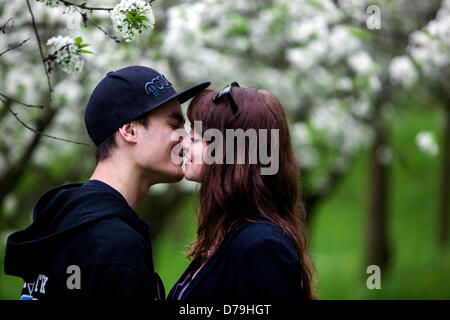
[168,83,316,301]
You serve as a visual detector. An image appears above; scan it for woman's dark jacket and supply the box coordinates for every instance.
[168,218,307,302]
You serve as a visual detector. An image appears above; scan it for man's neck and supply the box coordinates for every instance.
[89,158,152,211]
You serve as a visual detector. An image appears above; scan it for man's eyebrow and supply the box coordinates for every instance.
[168,111,186,125]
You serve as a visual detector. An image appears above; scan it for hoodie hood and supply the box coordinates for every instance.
[4,182,148,282]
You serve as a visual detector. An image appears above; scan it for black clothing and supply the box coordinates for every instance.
[4,180,164,300]
[168,218,307,302]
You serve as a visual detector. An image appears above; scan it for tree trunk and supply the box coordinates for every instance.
[366,122,390,270]
[0,105,57,205]
[439,106,450,247]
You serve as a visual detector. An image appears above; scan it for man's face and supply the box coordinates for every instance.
[133,99,186,184]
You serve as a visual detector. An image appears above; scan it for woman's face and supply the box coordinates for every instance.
[182,128,207,182]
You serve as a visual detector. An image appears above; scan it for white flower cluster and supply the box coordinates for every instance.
[46,35,84,74]
[415,131,439,157]
[347,51,376,75]
[36,0,61,8]
[408,0,450,75]
[389,56,418,88]
[111,0,155,42]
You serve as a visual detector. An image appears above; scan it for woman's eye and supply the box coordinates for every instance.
[191,137,199,143]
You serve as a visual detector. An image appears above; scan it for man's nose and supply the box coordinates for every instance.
[181,134,190,150]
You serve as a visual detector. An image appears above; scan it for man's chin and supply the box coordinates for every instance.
[164,166,184,183]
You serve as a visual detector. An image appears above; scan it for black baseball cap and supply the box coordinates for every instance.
[84,65,210,146]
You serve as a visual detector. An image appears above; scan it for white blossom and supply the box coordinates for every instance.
[295,146,319,168]
[46,35,84,74]
[368,75,382,93]
[415,131,439,156]
[64,6,83,30]
[389,55,418,88]
[3,194,18,217]
[408,0,450,75]
[347,51,375,75]
[111,0,155,42]
[336,77,353,91]
[292,122,312,145]
[286,48,317,71]
[337,0,366,22]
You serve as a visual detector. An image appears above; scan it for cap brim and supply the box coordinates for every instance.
[136,81,211,123]
[174,81,211,104]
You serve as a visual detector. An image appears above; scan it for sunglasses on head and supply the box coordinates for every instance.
[212,81,240,114]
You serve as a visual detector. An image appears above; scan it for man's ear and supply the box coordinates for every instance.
[117,122,138,144]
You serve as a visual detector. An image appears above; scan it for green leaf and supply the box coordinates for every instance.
[80,49,94,54]
[423,29,432,37]
[349,26,373,41]
[226,14,250,37]
[79,43,90,48]
[74,36,82,46]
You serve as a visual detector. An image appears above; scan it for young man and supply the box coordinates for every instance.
[4,66,210,300]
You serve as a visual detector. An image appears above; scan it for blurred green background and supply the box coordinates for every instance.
[1,0,449,299]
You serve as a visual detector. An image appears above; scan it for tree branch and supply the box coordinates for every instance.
[79,10,120,43]
[0,92,44,109]
[0,38,30,57]
[58,0,114,12]
[0,106,57,207]
[0,17,14,33]
[58,0,156,12]
[5,104,88,145]
[26,0,53,103]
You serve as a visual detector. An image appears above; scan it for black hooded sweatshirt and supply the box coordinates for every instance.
[3,180,164,300]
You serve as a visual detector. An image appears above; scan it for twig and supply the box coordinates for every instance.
[0,18,14,33]
[0,38,30,57]
[26,0,53,103]
[58,0,113,12]
[5,105,88,145]
[43,43,73,73]
[79,10,120,43]
[0,92,44,109]
[58,0,155,12]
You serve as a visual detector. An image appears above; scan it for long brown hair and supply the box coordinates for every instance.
[186,87,316,299]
